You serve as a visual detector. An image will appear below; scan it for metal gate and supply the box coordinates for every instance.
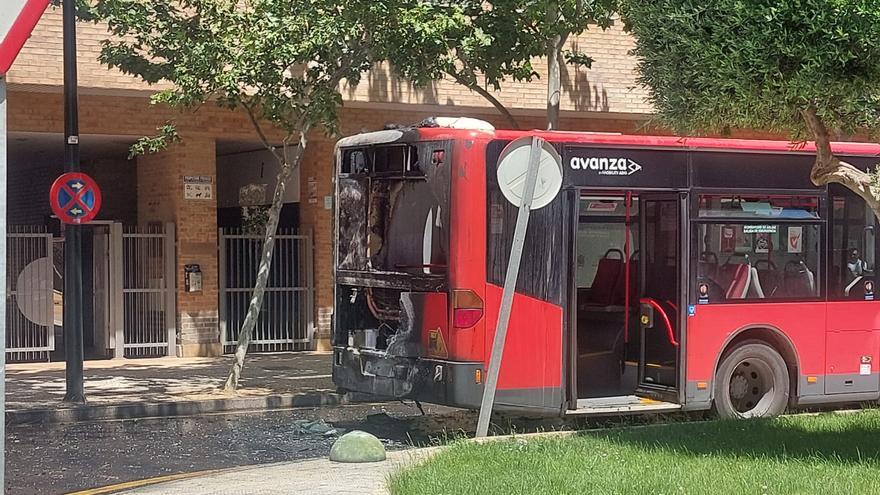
[117,224,176,357]
[6,223,175,361]
[6,228,56,361]
[219,228,314,353]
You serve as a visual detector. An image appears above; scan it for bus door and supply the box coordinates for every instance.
[638,193,684,393]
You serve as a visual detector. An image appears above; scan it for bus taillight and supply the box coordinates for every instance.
[453,289,483,328]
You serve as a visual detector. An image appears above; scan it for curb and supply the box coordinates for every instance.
[7,391,383,425]
[65,449,435,495]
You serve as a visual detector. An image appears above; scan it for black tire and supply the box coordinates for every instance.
[714,341,789,419]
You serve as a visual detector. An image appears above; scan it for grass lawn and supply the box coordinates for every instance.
[389,410,880,495]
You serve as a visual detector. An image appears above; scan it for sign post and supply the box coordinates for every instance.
[3,0,52,485]
[475,136,562,437]
[0,72,7,494]
[61,0,86,403]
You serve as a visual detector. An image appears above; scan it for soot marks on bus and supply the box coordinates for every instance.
[337,177,368,270]
[335,142,451,360]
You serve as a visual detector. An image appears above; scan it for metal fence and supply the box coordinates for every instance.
[119,224,177,357]
[6,227,56,361]
[219,228,314,353]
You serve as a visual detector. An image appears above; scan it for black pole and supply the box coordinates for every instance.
[62,0,85,403]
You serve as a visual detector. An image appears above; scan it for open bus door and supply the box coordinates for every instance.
[637,193,685,401]
[569,191,685,415]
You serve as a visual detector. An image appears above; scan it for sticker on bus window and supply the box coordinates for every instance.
[698,283,710,304]
[743,224,777,234]
[865,280,875,301]
[720,225,736,253]
[787,226,803,253]
[587,201,617,212]
[754,232,773,254]
[688,305,696,316]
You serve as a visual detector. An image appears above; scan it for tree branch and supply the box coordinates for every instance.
[800,105,834,169]
[242,100,284,165]
[557,32,570,53]
[800,105,880,220]
[448,71,520,129]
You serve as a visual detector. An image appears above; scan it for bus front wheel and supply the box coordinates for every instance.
[714,341,789,419]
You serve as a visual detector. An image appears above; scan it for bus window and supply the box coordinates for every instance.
[576,197,639,289]
[830,187,876,299]
[696,222,821,301]
[698,195,819,219]
[487,188,565,305]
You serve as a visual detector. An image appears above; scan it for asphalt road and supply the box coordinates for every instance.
[6,401,458,494]
[7,401,532,495]
[7,399,685,494]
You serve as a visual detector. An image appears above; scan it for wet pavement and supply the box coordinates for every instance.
[6,401,478,495]
[6,395,620,495]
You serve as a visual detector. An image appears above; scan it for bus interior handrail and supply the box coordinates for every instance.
[640,297,679,347]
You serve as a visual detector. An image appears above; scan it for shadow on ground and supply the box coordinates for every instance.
[6,353,334,409]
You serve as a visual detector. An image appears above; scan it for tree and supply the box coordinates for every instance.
[386,0,617,130]
[86,0,385,390]
[537,0,616,129]
[383,1,537,129]
[621,0,880,218]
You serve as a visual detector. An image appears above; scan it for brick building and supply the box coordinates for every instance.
[5,10,687,358]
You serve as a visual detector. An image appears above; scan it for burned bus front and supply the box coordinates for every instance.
[332,132,481,407]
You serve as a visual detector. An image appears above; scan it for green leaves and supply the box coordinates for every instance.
[382,0,617,100]
[128,123,180,158]
[621,0,880,138]
[86,0,390,143]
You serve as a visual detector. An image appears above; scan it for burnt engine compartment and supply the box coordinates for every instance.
[335,141,452,358]
[334,285,422,357]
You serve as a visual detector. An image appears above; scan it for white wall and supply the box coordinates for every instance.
[216,149,300,208]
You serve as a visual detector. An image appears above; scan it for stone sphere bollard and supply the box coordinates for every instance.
[329,430,387,463]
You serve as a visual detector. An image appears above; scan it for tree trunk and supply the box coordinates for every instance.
[546,37,562,131]
[800,106,880,220]
[223,128,310,392]
[449,72,520,129]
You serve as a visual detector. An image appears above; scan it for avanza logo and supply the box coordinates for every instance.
[570,156,643,176]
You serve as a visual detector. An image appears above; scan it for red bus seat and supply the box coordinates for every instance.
[749,266,765,298]
[582,250,624,307]
[754,260,780,297]
[845,276,863,297]
[784,260,816,297]
[612,254,640,306]
[725,264,751,299]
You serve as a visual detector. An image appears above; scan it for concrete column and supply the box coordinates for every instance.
[138,136,221,357]
[298,136,335,351]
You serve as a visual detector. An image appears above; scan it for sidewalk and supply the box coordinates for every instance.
[6,352,341,423]
[112,448,440,495]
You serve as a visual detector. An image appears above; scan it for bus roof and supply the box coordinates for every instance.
[408,127,880,157]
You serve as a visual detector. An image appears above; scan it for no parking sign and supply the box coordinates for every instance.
[49,172,102,224]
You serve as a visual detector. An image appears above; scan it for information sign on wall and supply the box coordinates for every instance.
[184,175,214,200]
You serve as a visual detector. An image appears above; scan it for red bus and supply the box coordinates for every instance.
[332,118,880,419]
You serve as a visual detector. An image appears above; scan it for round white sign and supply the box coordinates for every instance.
[16,256,54,327]
[496,137,563,210]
